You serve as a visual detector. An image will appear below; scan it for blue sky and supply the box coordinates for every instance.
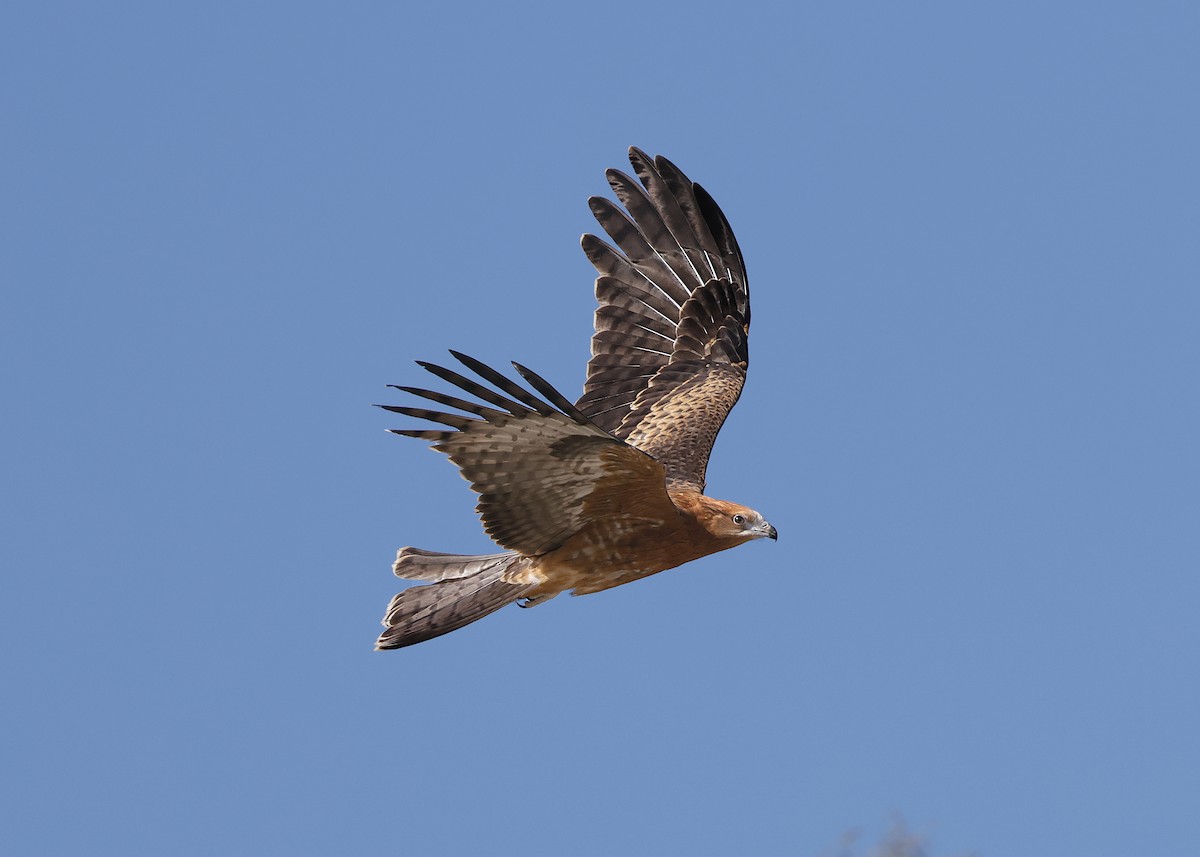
[4,2,1198,855]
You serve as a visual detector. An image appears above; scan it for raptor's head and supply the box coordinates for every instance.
[697,497,778,543]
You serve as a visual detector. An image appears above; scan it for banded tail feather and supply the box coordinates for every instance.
[375,549,534,650]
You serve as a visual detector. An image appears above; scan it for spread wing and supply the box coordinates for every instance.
[378,352,680,557]
[577,147,750,493]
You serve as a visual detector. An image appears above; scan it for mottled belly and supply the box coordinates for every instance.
[516,520,706,598]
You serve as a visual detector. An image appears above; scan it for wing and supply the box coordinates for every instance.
[378,352,680,557]
[576,147,750,492]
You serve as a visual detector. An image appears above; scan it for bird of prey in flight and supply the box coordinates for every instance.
[375,147,775,649]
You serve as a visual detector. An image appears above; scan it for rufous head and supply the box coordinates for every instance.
[696,497,778,543]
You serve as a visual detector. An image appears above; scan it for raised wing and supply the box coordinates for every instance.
[577,147,750,492]
[378,352,678,557]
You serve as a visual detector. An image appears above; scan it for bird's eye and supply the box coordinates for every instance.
[732,514,746,525]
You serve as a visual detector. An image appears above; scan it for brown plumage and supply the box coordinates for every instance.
[375,148,775,650]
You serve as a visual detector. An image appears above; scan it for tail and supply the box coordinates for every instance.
[375,548,534,650]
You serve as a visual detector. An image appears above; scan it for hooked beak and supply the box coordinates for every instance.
[758,522,778,541]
